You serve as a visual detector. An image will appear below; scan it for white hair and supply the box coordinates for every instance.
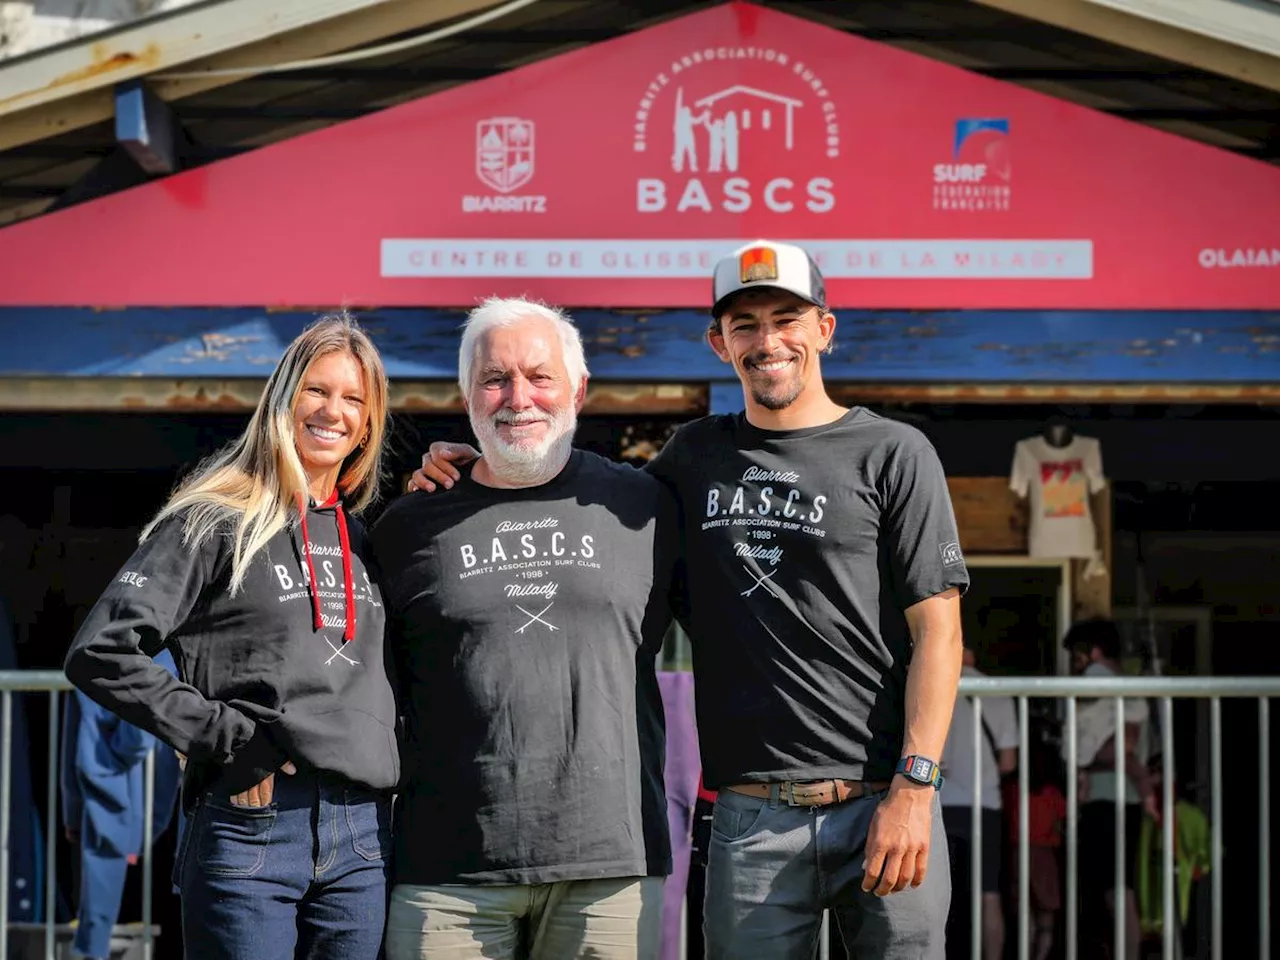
[458,297,589,395]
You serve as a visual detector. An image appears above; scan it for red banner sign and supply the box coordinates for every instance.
[0,1,1277,308]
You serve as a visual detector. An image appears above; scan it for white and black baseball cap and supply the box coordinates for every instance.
[711,240,827,318]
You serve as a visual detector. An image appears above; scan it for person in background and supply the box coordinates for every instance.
[1136,759,1210,955]
[64,314,399,960]
[1011,735,1067,960]
[1064,618,1156,960]
[941,639,1018,960]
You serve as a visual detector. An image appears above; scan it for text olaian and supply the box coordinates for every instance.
[1199,247,1280,269]
[637,176,835,214]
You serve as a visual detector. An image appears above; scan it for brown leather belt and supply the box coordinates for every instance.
[724,779,891,807]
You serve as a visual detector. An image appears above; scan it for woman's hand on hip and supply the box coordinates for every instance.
[229,760,297,807]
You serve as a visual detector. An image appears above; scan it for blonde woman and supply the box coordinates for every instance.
[64,314,399,960]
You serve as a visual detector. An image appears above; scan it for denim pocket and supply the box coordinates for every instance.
[345,790,393,862]
[711,794,770,842]
[194,796,276,877]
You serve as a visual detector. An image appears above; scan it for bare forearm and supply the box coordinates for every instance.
[1126,755,1153,798]
[862,590,962,897]
[1092,736,1118,765]
[901,589,964,761]
[1089,724,1152,796]
[998,747,1017,776]
[1088,755,1152,800]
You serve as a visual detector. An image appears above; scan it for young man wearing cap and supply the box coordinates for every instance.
[646,239,966,958]
[409,240,967,958]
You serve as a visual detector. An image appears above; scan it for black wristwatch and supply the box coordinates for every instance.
[896,755,944,790]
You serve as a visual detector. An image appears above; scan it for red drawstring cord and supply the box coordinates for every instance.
[297,491,357,643]
[335,501,356,643]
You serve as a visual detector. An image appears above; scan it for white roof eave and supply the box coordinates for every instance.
[1083,0,1280,60]
[0,0,500,148]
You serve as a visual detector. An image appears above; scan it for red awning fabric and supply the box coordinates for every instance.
[0,1,1277,309]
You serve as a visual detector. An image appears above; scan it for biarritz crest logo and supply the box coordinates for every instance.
[632,46,840,215]
[477,118,534,192]
[463,117,547,213]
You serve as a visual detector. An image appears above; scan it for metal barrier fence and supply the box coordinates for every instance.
[0,671,158,960]
[957,675,1274,960]
[1,672,1274,960]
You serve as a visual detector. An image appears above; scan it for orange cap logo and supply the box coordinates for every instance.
[739,246,778,283]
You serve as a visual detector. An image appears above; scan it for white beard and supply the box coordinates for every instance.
[471,404,577,486]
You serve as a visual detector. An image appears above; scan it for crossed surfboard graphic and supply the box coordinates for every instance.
[740,564,777,598]
[515,602,557,634]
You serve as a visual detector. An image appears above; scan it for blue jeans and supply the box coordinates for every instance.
[703,787,950,959]
[176,771,392,960]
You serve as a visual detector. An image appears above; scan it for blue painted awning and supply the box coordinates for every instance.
[2,307,1279,382]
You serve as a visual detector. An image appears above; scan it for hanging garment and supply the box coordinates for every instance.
[61,649,181,960]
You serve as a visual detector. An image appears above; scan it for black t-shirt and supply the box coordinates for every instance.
[372,450,676,885]
[648,408,969,788]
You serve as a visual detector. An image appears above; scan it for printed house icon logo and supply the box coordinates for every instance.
[476,117,535,193]
[670,84,805,175]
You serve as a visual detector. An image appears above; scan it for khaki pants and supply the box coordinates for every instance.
[385,876,664,960]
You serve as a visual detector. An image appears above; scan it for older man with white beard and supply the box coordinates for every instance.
[371,297,678,960]
[411,242,966,960]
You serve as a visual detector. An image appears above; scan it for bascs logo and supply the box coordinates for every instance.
[933,118,1011,212]
[631,46,839,214]
[463,117,547,214]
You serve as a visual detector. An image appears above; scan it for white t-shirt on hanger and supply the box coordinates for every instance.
[1010,434,1106,558]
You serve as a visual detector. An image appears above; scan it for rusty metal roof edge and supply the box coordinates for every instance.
[0,0,421,120]
[0,0,227,72]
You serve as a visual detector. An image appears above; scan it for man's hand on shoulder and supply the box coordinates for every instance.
[861,777,935,896]
[407,442,480,493]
